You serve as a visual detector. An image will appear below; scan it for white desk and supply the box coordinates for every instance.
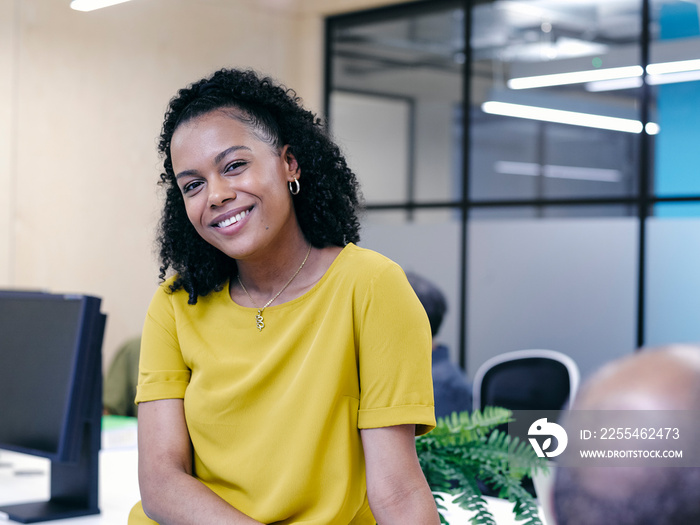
[0,420,551,524]
[0,419,140,524]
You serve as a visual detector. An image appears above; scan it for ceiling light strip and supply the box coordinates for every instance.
[647,58,700,75]
[510,59,700,91]
[494,161,622,183]
[585,77,644,92]
[508,66,643,90]
[70,0,133,12]
[481,101,659,135]
[647,70,700,86]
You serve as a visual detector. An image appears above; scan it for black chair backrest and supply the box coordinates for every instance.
[480,357,572,412]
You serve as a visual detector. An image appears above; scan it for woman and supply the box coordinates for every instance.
[129,68,439,524]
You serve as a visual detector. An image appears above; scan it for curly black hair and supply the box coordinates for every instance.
[156,68,362,304]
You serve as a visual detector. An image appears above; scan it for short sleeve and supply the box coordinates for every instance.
[135,282,191,403]
[357,263,436,436]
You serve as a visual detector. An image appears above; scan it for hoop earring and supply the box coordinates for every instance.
[288,177,300,195]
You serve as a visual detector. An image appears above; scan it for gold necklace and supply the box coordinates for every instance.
[237,245,312,332]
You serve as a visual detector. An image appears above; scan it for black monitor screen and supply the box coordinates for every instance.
[0,293,90,458]
[0,291,105,522]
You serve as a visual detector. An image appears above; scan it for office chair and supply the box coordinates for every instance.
[472,349,580,413]
[471,349,580,501]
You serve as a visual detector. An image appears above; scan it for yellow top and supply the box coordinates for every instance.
[129,244,435,524]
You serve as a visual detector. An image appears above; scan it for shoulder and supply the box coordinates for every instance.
[149,276,186,308]
[332,245,425,316]
[336,243,404,280]
[328,244,414,304]
[147,275,226,318]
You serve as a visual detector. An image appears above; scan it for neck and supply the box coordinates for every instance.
[236,236,312,298]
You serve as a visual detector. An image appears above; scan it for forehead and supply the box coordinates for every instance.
[170,110,271,167]
[172,110,256,146]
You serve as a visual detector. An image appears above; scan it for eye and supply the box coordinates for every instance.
[224,160,247,173]
[182,180,203,195]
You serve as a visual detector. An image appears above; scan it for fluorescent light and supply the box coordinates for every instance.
[508,66,643,90]
[70,0,133,11]
[481,101,659,135]
[586,77,644,92]
[510,59,700,92]
[494,161,622,183]
[543,165,621,182]
[494,161,540,177]
[647,70,700,85]
[586,71,700,92]
[646,58,700,75]
[646,122,660,135]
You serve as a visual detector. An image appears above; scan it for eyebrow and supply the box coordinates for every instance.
[214,145,251,165]
[175,145,252,180]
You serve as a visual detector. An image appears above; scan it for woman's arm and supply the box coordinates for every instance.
[361,424,441,525]
[137,399,263,525]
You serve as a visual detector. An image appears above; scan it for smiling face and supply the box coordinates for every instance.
[170,109,302,262]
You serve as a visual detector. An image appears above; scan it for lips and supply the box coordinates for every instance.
[211,207,252,228]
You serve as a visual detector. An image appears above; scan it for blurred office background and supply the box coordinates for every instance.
[327,0,700,380]
[2,0,700,380]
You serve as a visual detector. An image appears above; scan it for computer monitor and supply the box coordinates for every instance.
[0,291,106,523]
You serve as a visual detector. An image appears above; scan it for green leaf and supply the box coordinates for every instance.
[417,408,549,525]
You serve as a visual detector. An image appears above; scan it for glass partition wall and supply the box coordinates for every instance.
[326,0,700,381]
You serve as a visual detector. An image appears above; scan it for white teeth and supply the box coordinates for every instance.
[216,210,248,228]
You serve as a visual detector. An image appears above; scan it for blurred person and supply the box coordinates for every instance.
[103,336,141,417]
[129,68,440,525]
[554,345,700,525]
[406,272,472,419]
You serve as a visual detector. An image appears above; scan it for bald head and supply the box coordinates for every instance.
[554,345,700,525]
[574,345,700,411]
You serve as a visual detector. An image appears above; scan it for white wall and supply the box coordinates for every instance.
[0,0,17,286]
[0,0,416,368]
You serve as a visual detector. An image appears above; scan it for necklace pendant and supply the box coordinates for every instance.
[237,244,311,332]
[255,310,265,332]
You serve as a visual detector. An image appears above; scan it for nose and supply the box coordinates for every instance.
[208,176,237,208]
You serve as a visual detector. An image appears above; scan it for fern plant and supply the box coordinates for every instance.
[416,407,548,525]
